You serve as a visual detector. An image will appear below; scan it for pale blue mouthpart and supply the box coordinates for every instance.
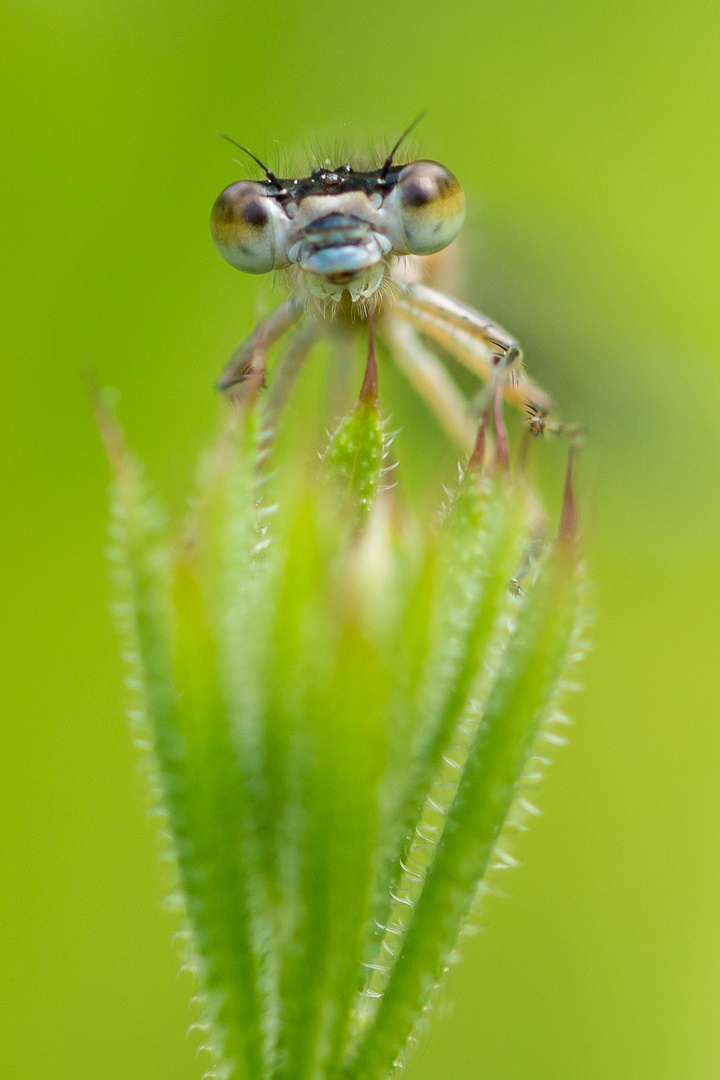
[301,244,381,276]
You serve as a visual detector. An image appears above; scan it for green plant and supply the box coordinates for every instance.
[97,350,589,1080]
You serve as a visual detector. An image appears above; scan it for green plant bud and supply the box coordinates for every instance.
[323,328,389,524]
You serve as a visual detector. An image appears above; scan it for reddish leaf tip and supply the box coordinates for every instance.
[468,415,487,473]
[87,373,129,474]
[357,312,379,408]
[493,384,510,474]
[559,444,579,544]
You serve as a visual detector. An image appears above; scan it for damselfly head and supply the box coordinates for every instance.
[211,150,465,303]
[212,127,564,451]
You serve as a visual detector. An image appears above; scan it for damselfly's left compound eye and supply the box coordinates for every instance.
[393,160,465,255]
[211,181,278,274]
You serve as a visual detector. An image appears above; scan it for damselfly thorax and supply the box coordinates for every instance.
[211,129,554,453]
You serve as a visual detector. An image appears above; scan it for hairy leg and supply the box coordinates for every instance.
[400,281,520,355]
[258,319,323,460]
[216,294,307,395]
[393,282,553,411]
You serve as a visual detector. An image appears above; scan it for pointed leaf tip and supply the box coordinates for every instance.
[493,384,510,474]
[467,414,487,474]
[559,444,579,544]
[323,315,387,519]
[88,377,132,477]
[357,313,379,409]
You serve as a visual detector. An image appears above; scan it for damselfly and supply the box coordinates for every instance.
[211,122,555,453]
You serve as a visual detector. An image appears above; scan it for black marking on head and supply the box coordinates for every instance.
[254,164,406,203]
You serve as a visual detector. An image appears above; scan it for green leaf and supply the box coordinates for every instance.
[349,529,587,1080]
[172,554,271,1080]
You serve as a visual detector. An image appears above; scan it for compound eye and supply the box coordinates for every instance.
[211,181,276,274]
[396,161,465,255]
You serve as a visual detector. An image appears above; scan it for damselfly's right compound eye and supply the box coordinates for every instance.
[393,160,465,256]
[211,181,278,274]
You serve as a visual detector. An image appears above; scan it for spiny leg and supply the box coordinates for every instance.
[258,318,323,461]
[517,401,587,473]
[393,282,553,411]
[381,317,476,453]
[393,297,491,381]
[400,281,520,355]
[397,306,551,411]
[216,293,307,395]
[525,403,586,445]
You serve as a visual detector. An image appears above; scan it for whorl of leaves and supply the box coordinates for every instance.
[98,362,589,1080]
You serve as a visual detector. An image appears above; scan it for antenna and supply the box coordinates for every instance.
[378,111,427,182]
[219,133,285,192]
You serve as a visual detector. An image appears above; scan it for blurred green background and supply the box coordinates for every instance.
[3,1,720,1078]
